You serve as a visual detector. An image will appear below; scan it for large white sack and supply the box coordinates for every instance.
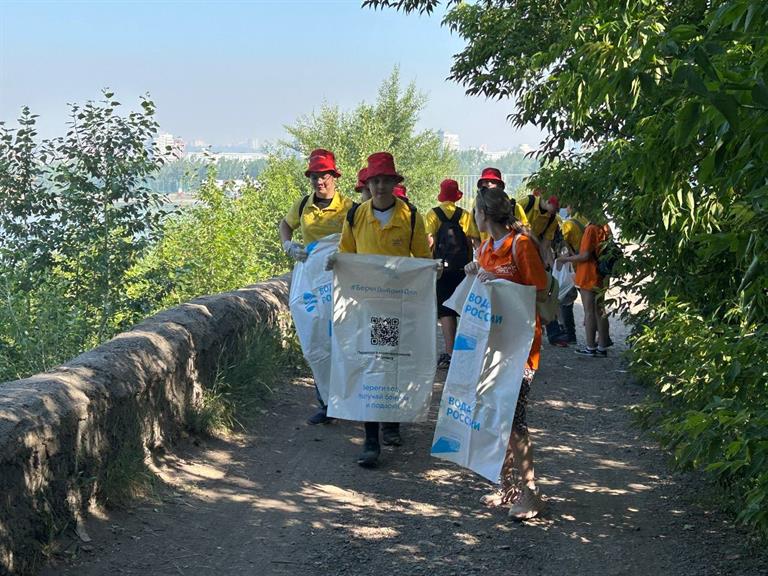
[431,276,536,482]
[327,253,438,422]
[553,262,575,301]
[288,234,340,403]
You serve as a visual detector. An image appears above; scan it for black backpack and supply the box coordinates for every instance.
[433,207,471,272]
[597,235,623,277]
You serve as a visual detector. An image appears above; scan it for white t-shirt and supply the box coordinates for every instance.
[373,206,395,227]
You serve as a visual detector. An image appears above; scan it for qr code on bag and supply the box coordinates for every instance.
[370,316,400,346]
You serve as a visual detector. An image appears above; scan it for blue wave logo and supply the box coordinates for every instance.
[432,436,461,453]
[303,291,318,312]
[453,334,477,351]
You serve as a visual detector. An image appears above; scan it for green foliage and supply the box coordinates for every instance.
[282,67,457,211]
[0,92,166,380]
[132,162,294,307]
[367,0,768,535]
[187,321,302,435]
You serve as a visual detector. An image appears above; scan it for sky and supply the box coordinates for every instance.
[0,0,546,151]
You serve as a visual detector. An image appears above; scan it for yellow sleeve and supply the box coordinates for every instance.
[515,202,529,227]
[338,214,357,254]
[459,208,480,239]
[410,213,432,259]
[424,208,438,237]
[284,197,303,230]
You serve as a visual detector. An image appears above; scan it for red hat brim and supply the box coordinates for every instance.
[305,169,341,178]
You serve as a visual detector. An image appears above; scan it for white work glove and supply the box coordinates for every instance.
[283,240,307,262]
[435,260,444,279]
[464,261,480,276]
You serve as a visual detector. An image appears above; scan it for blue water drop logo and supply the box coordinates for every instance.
[303,291,318,312]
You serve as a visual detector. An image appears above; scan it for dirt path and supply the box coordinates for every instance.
[42,311,767,576]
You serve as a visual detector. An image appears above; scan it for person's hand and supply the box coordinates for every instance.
[555,255,567,270]
[478,270,497,283]
[324,253,337,271]
[435,260,444,279]
[464,261,480,275]
[283,240,308,262]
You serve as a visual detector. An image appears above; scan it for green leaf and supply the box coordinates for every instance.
[752,81,768,108]
[709,92,740,129]
[674,101,701,147]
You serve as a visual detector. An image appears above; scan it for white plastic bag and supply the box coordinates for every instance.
[431,276,536,482]
[553,262,575,302]
[288,234,339,403]
[327,253,438,422]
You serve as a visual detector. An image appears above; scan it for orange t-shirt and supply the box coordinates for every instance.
[574,224,608,290]
[477,232,548,371]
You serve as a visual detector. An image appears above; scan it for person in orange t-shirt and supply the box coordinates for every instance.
[556,219,611,357]
[464,187,548,521]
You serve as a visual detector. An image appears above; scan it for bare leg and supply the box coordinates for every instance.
[580,288,597,348]
[440,316,457,354]
[596,281,610,348]
[509,430,536,490]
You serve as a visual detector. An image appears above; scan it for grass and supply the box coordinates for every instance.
[187,318,305,436]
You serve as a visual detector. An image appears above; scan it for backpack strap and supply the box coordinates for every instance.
[298,194,311,218]
[539,214,557,240]
[511,233,522,267]
[434,207,448,223]
[524,195,536,214]
[450,207,463,224]
[346,202,360,228]
[407,201,417,251]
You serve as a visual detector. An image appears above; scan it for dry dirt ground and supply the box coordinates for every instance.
[41,310,768,576]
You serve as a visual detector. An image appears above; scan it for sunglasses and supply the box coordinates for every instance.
[308,172,333,181]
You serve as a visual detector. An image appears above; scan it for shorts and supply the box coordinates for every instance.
[436,270,465,318]
[513,368,535,434]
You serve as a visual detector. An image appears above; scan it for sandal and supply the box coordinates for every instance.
[437,353,452,369]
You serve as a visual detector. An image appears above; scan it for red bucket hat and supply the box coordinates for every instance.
[304,148,341,178]
[547,195,560,212]
[365,152,404,183]
[354,168,368,192]
[477,167,505,189]
[438,179,462,203]
[393,183,409,200]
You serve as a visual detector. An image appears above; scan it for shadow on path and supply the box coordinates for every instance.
[41,309,767,576]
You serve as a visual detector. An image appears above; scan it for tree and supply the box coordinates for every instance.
[282,67,456,211]
[365,0,768,535]
[0,92,166,379]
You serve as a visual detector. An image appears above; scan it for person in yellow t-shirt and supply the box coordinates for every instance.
[279,148,354,255]
[520,190,560,268]
[558,205,589,344]
[327,152,434,468]
[278,148,353,425]
[354,167,372,202]
[425,179,480,369]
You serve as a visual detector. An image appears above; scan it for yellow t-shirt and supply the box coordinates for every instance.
[561,215,589,253]
[284,192,354,245]
[424,202,480,239]
[339,198,431,258]
[522,195,559,241]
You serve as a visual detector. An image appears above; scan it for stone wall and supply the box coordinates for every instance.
[0,276,291,576]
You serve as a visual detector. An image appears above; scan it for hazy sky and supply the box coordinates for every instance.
[0,0,546,150]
